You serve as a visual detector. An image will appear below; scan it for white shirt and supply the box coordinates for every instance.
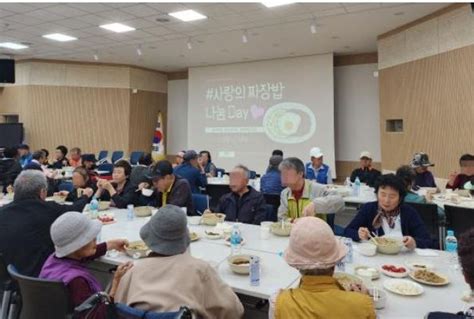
[381,215,403,239]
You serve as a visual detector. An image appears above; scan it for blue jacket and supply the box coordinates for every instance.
[305,163,331,184]
[217,187,267,224]
[343,201,432,249]
[260,169,283,194]
[174,162,207,194]
[19,154,32,168]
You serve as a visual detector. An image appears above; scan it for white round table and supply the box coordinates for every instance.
[97,208,471,318]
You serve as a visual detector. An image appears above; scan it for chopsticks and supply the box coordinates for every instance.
[367,231,379,245]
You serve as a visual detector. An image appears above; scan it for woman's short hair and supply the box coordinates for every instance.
[199,150,212,162]
[458,228,474,288]
[374,174,407,200]
[114,160,132,177]
[56,145,68,156]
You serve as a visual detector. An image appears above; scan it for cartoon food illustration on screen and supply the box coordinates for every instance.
[263,102,316,144]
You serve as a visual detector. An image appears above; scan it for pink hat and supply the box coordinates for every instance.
[284,217,347,270]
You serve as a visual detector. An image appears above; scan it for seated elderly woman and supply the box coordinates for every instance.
[427,228,474,318]
[114,205,244,318]
[55,167,96,202]
[269,217,376,318]
[260,155,284,194]
[344,174,432,249]
[40,212,132,319]
[95,160,137,208]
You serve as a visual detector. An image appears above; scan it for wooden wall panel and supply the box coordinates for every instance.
[0,86,131,155]
[128,90,167,152]
[379,44,474,179]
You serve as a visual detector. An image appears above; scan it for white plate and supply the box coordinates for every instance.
[380,265,408,278]
[383,279,424,296]
[408,270,450,286]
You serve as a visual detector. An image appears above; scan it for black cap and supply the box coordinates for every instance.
[146,160,174,180]
[23,162,42,171]
[18,144,29,150]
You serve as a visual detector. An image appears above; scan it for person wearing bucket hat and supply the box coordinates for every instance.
[410,152,437,188]
[350,151,381,187]
[269,217,376,319]
[174,150,207,194]
[40,212,132,319]
[305,147,333,184]
[115,205,244,319]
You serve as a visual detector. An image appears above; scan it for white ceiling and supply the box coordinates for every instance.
[0,2,447,72]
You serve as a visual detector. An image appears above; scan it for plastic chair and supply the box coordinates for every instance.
[98,150,108,162]
[0,255,18,319]
[192,194,210,215]
[57,181,74,193]
[7,265,71,319]
[97,163,114,175]
[406,202,443,249]
[444,205,474,240]
[111,151,124,164]
[129,151,144,166]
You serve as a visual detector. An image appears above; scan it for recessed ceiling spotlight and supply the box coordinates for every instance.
[331,36,340,40]
[310,17,317,34]
[242,30,248,43]
[394,12,405,16]
[155,17,171,23]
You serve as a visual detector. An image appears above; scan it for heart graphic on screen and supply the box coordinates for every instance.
[250,104,265,120]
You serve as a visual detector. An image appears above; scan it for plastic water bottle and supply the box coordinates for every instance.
[230,224,242,255]
[90,196,99,218]
[249,256,260,286]
[343,238,353,263]
[127,204,134,221]
[353,177,361,196]
[344,177,351,187]
[445,230,459,267]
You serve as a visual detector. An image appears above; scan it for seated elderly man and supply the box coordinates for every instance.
[0,170,93,276]
[174,150,207,194]
[270,217,376,318]
[305,147,332,185]
[350,151,381,187]
[138,160,194,215]
[115,205,244,318]
[278,157,344,222]
[216,165,266,224]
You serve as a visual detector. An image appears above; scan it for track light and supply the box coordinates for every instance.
[93,54,99,61]
[136,45,142,56]
[187,38,192,50]
[310,18,317,34]
[242,30,248,43]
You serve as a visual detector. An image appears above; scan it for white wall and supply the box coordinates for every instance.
[167,79,188,154]
[334,63,381,162]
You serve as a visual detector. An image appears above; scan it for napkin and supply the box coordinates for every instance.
[415,249,439,257]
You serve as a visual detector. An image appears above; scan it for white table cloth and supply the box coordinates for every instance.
[96,208,471,318]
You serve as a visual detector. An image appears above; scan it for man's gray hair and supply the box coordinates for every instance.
[279,157,305,174]
[13,170,48,200]
[234,164,250,179]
